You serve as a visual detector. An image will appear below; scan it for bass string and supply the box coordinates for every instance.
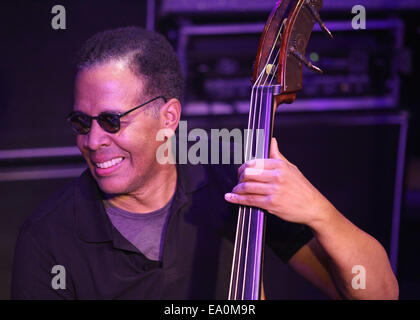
[230,20,284,298]
[245,17,286,161]
[229,84,263,299]
[229,56,267,300]
[246,42,285,298]
[234,77,271,299]
[242,38,283,299]
[250,54,282,298]
[231,55,282,300]
[235,60,282,299]
[240,75,266,299]
[229,76,262,298]
[251,49,282,298]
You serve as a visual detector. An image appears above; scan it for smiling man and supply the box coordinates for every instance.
[11,27,398,300]
[72,60,178,213]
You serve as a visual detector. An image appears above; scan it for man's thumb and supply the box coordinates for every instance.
[270,137,289,162]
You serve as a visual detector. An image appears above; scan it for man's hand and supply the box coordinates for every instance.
[224,137,334,228]
[225,137,399,299]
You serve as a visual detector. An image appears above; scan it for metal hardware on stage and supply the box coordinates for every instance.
[161,0,420,15]
[176,19,405,115]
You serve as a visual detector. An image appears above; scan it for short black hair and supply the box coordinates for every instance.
[76,26,184,103]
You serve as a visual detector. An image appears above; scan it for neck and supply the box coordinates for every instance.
[106,163,177,213]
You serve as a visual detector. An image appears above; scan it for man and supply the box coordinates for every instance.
[11,27,398,299]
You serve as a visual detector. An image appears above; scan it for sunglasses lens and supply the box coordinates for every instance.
[67,113,91,135]
[98,113,120,133]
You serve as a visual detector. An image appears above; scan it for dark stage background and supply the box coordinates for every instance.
[0,0,419,299]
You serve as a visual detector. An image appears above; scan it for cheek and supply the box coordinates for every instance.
[76,136,95,170]
[114,130,142,152]
[76,136,84,149]
[76,136,88,157]
[121,127,161,165]
[124,118,161,146]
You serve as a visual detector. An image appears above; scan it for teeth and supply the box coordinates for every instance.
[95,157,123,169]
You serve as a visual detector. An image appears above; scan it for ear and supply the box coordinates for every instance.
[159,98,181,134]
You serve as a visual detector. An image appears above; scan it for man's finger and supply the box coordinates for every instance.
[238,167,282,184]
[231,182,272,195]
[224,192,267,209]
[238,158,285,179]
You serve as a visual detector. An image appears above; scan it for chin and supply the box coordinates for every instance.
[94,177,131,195]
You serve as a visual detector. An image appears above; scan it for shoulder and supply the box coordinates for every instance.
[24,181,75,225]
[17,170,90,245]
[11,175,87,300]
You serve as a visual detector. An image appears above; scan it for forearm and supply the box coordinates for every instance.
[226,139,399,299]
[309,203,399,300]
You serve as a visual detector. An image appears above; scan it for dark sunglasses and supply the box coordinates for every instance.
[66,96,167,135]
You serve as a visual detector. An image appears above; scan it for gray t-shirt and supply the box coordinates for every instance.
[104,196,173,261]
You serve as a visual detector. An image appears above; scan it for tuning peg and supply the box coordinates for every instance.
[305,0,333,39]
[289,46,323,74]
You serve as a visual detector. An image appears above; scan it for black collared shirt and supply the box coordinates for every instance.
[11,161,313,299]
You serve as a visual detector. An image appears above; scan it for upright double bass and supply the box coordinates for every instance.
[228,0,332,300]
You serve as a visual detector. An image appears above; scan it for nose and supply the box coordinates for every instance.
[82,120,112,151]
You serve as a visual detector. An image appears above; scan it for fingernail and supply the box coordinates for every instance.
[224,193,234,200]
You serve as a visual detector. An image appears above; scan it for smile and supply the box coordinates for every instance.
[95,157,124,169]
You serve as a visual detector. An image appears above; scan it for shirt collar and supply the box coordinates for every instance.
[74,162,210,243]
[74,169,112,243]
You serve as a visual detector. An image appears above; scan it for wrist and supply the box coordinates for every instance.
[307,196,340,235]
